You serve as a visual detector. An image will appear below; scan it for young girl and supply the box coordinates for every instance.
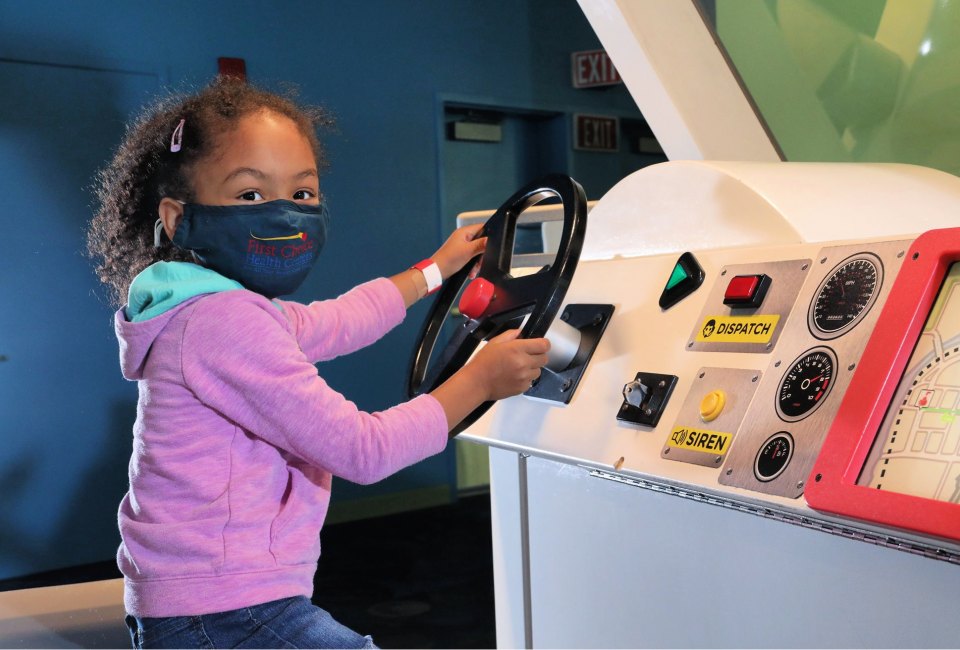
[87,77,549,649]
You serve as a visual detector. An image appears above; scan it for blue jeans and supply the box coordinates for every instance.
[124,596,376,649]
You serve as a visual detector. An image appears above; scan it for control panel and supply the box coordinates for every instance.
[718,240,907,498]
[454,232,960,554]
[448,162,960,559]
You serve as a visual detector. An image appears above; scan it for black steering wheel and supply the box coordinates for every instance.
[408,174,587,436]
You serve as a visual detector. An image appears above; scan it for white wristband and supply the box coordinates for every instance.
[412,259,443,296]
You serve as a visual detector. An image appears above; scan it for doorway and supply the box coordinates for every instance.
[440,104,569,492]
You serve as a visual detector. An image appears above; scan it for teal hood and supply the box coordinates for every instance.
[125,261,244,322]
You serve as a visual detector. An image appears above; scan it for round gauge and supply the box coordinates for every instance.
[776,347,837,422]
[754,432,794,482]
[808,253,883,339]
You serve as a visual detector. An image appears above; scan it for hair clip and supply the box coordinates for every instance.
[170,118,185,153]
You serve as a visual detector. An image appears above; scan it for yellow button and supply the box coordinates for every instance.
[699,390,726,422]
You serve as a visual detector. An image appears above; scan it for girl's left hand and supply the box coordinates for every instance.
[433,224,487,280]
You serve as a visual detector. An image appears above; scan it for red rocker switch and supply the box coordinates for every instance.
[723,274,771,309]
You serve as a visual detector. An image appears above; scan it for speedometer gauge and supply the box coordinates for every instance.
[776,347,837,422]
[808,253,883,339]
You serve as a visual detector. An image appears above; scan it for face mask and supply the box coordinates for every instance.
[168,199,329,298]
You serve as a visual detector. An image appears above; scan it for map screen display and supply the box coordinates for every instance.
[858,263,960,503]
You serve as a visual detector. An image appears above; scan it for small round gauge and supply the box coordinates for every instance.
[755,432,794,482]
[776,347,837,422]
[808,253,883,339]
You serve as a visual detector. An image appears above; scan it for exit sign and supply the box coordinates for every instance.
[574,114,619,152]
[571,49,622,88]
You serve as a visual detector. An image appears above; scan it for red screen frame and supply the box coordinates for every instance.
[806,228,960,542]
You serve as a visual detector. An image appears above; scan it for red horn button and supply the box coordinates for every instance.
[459,278,495,320]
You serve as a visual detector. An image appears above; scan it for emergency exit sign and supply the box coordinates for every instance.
[571,49,621,88]
[574,114,619,152]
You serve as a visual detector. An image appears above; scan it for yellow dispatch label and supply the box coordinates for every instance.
[668,427,732,456]
[695,314,780,343]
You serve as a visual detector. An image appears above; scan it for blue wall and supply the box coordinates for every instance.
[0,0,644,577]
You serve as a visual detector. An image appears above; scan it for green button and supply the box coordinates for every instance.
[665,263,689,291]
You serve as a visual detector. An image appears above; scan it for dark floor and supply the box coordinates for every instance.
[314,494,496,649]
[0,494,496,650]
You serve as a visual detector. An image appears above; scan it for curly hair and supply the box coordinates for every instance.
[87,76,334,306]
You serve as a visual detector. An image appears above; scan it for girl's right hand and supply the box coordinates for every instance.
[432,223,488,281]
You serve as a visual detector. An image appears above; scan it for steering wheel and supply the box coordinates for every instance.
[408,174,587,436]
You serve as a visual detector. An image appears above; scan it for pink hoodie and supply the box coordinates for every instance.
[114,275,448,617]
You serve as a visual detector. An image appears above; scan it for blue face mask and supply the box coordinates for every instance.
[168,199,329,298]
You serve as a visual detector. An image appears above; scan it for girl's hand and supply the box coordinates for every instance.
[432,224,487,280]
[463,329,550,402]
[430,329,549,430]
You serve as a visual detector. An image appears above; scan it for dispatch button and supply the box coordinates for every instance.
[723,274,771,309]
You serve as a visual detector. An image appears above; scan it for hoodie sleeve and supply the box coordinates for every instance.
[180,292,448,484]
[274,278,406,363]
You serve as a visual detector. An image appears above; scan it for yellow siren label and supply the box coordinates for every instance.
[695,314,780,343]
[668,427,732,455]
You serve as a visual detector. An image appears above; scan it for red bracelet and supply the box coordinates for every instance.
[412,259,443,295]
